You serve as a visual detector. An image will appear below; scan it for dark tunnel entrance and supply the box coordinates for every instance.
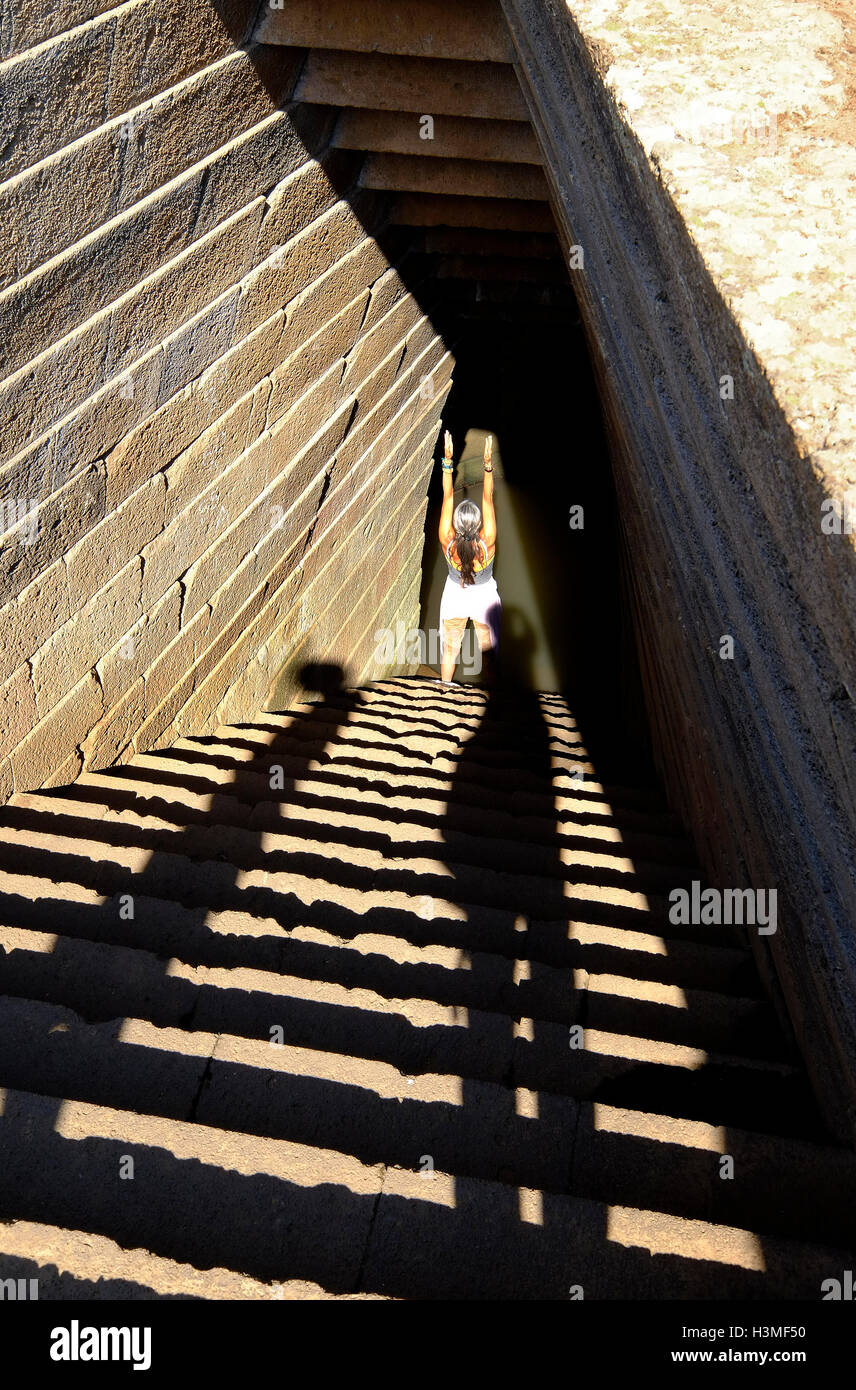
[417,311,655,788]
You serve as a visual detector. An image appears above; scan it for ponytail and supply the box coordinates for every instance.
[452,500,483,587]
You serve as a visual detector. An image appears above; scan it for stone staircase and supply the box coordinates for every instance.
[0,676,854,1299]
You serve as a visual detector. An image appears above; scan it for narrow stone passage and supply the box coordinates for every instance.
[2,0,855,1309]
[0,677,853,1298]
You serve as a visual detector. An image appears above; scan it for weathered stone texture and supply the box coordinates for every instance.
[0,0,257,179]
[0,664,38,761]
[0,204,259,465]
[254,0,514,63]
[8,671,103,791]
[359,153,548,200]
[1,97,333,376]
[0,465,105,607]
[95,583,182,709]
[387,193,555,232]
[294,50,529,121]
[0,563,70,686]
[30,557,143,716]
[501,0,856,1140]
[1,1,117,62]
[191,414,445,733]
[334,110,540,165]
[0,3,451,808]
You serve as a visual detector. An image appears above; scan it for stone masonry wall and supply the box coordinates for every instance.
[0,1,451,797]
[503,0,856,1142]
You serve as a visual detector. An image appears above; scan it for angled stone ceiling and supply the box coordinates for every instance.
[253,0,574,318]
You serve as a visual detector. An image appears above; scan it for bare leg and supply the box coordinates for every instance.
[441,617,467,682]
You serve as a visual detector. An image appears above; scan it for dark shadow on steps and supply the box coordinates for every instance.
[0,672,852,1297]
[381,680,576,1284]
[1,1086,840,1301]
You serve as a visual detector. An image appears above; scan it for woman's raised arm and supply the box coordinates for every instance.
[438,429,455,547]
[481,434,496,548]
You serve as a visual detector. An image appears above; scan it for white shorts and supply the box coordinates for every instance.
[439,575,502,650]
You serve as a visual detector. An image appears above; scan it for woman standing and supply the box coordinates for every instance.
[437,430,501,685]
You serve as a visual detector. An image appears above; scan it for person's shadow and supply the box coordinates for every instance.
[429,674,573,1288]
[493,603,536,689]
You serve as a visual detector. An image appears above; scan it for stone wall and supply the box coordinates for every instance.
[502,0,856,1142]
[0,1,451,795]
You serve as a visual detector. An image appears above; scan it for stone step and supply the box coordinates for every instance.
[207,696,588,757]
[89,741,691,845]
[0,1220,384,1300]
[348,685,592,750]
[0,868,761,997]
[254,0,514,64]
[0,913,784,1061]
[151,726,683,824]
[360,154,549,201]
[356,685,634,775]
[361,1171,854,1300]
[294,51,529,121]
[571,1103,856,1249]
[205,709,594,774]
[0,965,815,1140]
[276,680,569,716]
[388,193,556,233]
[275,685,667,787]
[179,713,588,772]
[334,110,541,165]
[2,668,835,1297]
[0,817,728,945]
[0,940,841,1241]
[258,678,576,726]
[0,821,744,969]
[0,975,826,1243]
[114,749,688,842]
[48,766,700,874]
[0,991,575,1194]
[0,1085,848,1298]
[6,784,697,897]
[0,1084,385,1292]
